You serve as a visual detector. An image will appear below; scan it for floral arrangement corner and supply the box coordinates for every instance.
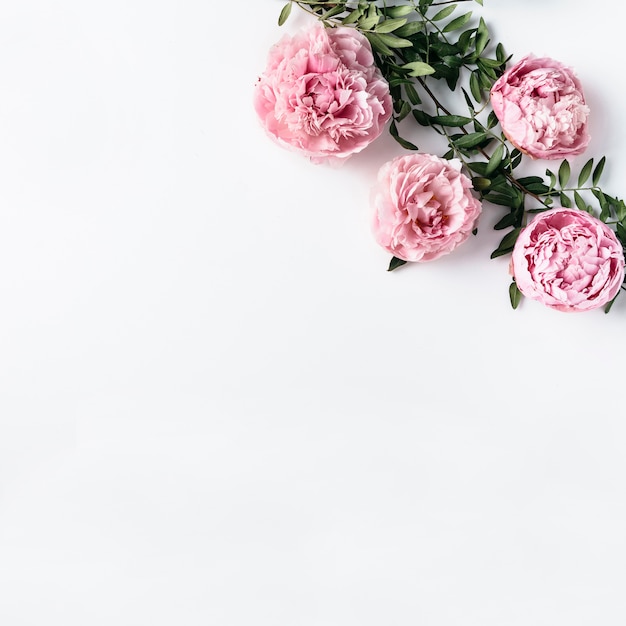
[253,0,626,315]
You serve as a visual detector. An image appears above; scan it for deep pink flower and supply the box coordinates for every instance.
[511,208,625,312]
[371,154,482,262]
[490,55,590,159]
[253,24,392,165]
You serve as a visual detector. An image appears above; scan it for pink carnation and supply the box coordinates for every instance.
[253,24,392,165]
[371,153,482,262]
[490,55,590,159]
[511,208,625,312]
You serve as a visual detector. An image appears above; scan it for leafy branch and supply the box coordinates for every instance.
[278,0,626,311]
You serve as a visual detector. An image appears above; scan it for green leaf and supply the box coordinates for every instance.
[493,211,519,230]
[394,99,412,122]
[599,199,610,223]
[477,57,504,69]
[402,61,436,77]
[375,17,408,33]
[510,150,523,170]
[577,158,594,187]
[605,293,619,314]
[412,109,432,126]
[358,14,381,30]
[404,82,421,105]
[509,281,522,309]
[461,89,475,112]
[431,5,456,21]
[487,111,499,128]
[516,177,550,195]
[321,4,345,19]
[430,114,472,127]
[485,143,504,175]
[278,2,292,26]
[477,64,497,84]
[496,42,507,63]
[489,175,515,191]
[443,12,473,33]
[592,156,606,186]
[558,159,570,187]
[468,161,488,175]
[385,5,414,17]
[525,183,551,195]
[439,39,462,57]
[499,227,523,246]
[364,32,394,56]
[453,131,488,149]
[574,190,588,212]
[591,187,605,201]
[388,76,413,88]
[456,28,476,54]
[559,191,572,208]
[441,64,461,91]
[469,71,482,102]
[441,54,464,69]
[485,193,519,209]
[394,21,423,37]
[474,18,489,54]
[342,9,362,25]
[516,176,543,186]
[389,120,419,150]
[374,33,414,48]
[388,256,408,271]
[490,227,521,258]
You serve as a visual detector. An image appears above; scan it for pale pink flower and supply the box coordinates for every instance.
[371,154,482,262]
[490,55,590,159]
[253,24,392,165]
[511,208,625,312]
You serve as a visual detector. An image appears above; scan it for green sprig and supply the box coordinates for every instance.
[280,0,626,310]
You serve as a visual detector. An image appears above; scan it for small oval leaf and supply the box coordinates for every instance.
[592,156,606,186]
[278,2,292,26]
[402,61,436,77]
[431,5,457,21]
[558,159,571,188]
[388,256,408,271]
[443,12,472,33]
[509,281,522,309]
[577,158,594,187]
[375,17,408,33]
[485,143,504,175]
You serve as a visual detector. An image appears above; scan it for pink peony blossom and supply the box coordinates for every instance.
[371,153,482,262]
[253,24,392,165]
[490,55,590,159]
[511,208,625,312]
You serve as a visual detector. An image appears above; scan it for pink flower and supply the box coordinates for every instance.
[371,154,482,262]
[253,24,392,165]
[490,55,590,159]
[511,208,625,312]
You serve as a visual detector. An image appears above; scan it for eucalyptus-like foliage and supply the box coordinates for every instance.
[279,0,626,312]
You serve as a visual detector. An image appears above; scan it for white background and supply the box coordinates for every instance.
[1,1,625,624]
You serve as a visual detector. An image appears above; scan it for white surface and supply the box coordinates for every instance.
[1,1,625,624]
